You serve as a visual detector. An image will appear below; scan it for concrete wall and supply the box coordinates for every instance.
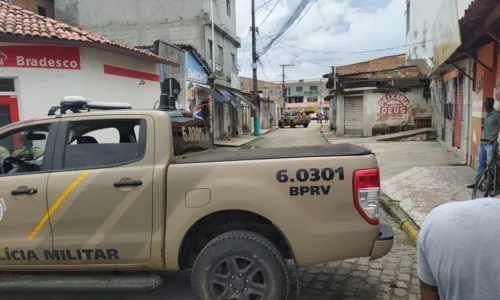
[367,89,432,136]
[335,89,432,137]
[55,0,206,49]
[0,42,160,121]
[54,0,239,89]
[12,0,55,18]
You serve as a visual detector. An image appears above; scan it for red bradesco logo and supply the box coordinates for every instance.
[0,45,81,70]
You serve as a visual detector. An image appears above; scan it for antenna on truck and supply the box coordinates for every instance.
[48,96,132,116]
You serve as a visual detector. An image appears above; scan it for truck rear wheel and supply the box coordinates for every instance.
[303,123,309,128]
[191,230,289,300]
[290,121,296,128]
[278,121,284,128]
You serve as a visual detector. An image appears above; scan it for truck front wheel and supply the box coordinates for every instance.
[191,230,289,300]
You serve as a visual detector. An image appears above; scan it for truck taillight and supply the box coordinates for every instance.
[353,168,380,225]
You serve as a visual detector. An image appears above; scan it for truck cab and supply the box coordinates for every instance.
[0,97,393,300]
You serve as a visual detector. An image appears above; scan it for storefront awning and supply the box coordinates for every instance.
[196,85,229,104]
[230,91,259,111]
[217,89,243,109]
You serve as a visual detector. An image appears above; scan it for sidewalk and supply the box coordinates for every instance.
[323,129,475,229]
[214,127,278,147]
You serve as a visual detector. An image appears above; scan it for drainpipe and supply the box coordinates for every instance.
[462,59,472,165]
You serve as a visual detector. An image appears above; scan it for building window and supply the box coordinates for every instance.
[37,5,46,17]
[218,45,223,64]
[310,86,318,92]
[208,39,213,60]
[296,86,303,92]
[231,53,236,71]
[226,0,231,17]
[0,79,15,92]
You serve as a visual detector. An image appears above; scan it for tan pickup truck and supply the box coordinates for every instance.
[0,98,393,299]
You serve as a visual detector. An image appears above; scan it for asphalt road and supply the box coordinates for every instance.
[2,123,419,300]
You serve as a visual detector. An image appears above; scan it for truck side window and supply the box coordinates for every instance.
[0,125,50,175]
[63,119,146,170]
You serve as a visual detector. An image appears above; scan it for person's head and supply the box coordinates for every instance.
[19,134,33,148]
[483,97,495,112]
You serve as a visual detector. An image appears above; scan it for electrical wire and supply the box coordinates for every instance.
[258,0,280,27]
[238,30,251,71]
[274,43,332,68]
[259,31,431,54]
[280,0,318,40]
[256,0,274,11]
[257,33,279,77]
[261,0,312,54]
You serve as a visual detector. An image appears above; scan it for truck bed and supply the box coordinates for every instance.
[173,143,372,164]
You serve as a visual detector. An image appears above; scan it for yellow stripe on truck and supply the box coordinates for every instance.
[28,172,89,240]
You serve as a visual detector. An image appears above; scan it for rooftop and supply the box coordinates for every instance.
[0,2,178,66]
[336,54,407,76]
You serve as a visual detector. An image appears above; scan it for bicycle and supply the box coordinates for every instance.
[472,138,500,199]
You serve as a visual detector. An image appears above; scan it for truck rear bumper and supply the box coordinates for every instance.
[369,223,394,261]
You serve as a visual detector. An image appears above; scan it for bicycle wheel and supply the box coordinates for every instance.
[472,168,492,199]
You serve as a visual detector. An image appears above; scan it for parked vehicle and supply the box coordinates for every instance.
[0,97,393,299]
[279,111,311,128]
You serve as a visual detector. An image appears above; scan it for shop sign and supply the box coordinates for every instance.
[432,0,462,70]
[378,92,410,115]
[185,52,208,85]
[0,45,81,70]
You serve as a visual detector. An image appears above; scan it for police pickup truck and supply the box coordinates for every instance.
[0,97,393,299]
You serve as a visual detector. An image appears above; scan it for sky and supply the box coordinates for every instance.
[234,0,407,82]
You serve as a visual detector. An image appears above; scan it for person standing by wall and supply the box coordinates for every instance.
[467,97,500,188]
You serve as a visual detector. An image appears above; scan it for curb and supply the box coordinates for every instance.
[380,194,419,245]
[215,127,279,149]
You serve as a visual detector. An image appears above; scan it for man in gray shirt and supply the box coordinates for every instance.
[467,97,500,188]
[417,198,500,300]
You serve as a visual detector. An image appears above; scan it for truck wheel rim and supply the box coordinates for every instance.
[208,255,269,300]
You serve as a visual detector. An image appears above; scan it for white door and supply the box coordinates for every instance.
[344,97,363,135]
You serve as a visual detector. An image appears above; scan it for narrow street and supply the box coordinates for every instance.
[2,123,420,300]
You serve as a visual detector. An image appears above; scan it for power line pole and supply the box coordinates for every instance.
[280,64,294,114]
[251,0,260,136]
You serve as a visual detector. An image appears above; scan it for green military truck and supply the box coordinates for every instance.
[278,111,311,128]
[0,97,393,300]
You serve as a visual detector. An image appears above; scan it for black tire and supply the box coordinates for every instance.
[472,168,492,199]
[290,121,296,128]
[278,121,284,129]
[191,230,289,300]
[303,123,309,128]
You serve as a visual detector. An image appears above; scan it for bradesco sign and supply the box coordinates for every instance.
[0,45,81,70]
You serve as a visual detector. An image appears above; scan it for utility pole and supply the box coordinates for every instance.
[251,0,260,136]
[280,64,294,115]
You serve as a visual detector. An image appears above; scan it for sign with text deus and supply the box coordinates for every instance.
[0,45,81,70]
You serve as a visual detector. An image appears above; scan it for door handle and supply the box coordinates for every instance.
[11,188,38,196]
[113,180,143,188]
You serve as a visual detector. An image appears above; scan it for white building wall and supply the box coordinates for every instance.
[364,89,432,136]
[335,89,432,136]
[0,42,160,121]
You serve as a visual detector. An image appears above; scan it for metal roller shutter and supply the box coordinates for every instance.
[344,97,363,135]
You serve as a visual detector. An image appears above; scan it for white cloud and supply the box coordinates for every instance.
[236,0,407,82]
